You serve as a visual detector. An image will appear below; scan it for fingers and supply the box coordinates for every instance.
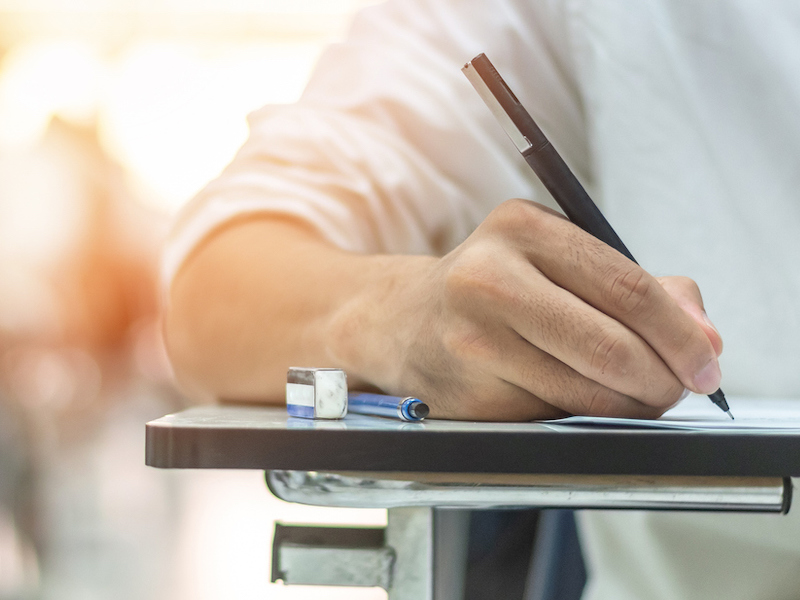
[496,201,721,395]
[431,199,722,420]
[490,258,686,409]
[491,331,668,419]
[438,316,667,420]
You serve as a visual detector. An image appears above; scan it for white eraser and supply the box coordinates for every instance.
[286,367,348,419]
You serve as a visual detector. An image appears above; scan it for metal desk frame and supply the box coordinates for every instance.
[146,405,800,599]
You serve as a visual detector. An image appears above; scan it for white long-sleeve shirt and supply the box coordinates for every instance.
[164,1,800,597]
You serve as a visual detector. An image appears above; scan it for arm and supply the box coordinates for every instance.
[164,216,430,403]
[161,0,584,406]
[165,202,722,420]
[164,0,722,418]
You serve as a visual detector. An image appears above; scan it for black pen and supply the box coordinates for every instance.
[462,53,733,420]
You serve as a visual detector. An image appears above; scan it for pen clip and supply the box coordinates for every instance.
[462,55,533,153]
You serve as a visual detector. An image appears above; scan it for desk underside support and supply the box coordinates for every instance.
[269,472,792,598]
[269,472,790,598]
[272,507,470,600]
[267,471,793,513]
[388,508,470,600]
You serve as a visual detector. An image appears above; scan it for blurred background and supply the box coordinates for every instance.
[0,1,386,598]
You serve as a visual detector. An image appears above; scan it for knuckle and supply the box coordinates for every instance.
[444,250,515,308]
[604,266,655,316]
[673,275,701,296]
[672,327,700,358]
[588,329,632,380]
[487,198,545,236]
[497,197,533,220]
[656,275,702,305]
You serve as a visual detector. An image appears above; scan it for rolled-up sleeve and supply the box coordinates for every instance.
[162,0,587,286]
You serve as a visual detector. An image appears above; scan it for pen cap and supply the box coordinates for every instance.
[462,54,548,152]
[286,367,348,419]
[402,399,430,420]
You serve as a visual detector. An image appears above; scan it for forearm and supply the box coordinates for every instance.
[164,216,434,403]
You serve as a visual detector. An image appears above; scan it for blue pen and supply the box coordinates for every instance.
[347,392,430,422]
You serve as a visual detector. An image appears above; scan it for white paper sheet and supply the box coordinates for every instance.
[552,394,800,430]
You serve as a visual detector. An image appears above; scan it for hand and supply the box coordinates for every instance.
[331,199,723,421]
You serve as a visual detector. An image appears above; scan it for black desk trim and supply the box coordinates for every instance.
[145,406,800,477]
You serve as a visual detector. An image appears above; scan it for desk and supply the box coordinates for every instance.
[146,405,800,477]
[145,405,800,599]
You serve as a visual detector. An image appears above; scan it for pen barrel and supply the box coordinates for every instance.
[347,392,426,422]
[522,144,637,264]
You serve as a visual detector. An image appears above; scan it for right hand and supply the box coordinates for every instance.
[330,198,723,421]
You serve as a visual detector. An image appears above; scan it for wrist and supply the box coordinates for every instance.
[324,253,438,392]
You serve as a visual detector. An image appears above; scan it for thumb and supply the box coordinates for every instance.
[657,276,723,357]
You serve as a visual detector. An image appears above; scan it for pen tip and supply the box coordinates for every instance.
[726,410,734,421]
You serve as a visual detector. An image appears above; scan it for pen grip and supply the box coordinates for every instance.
[523,144,637,264]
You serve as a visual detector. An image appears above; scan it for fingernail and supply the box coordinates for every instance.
[702,311,719,335]
[702,310,723,356]
[693,359,721,393]
[679,388,691,401]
